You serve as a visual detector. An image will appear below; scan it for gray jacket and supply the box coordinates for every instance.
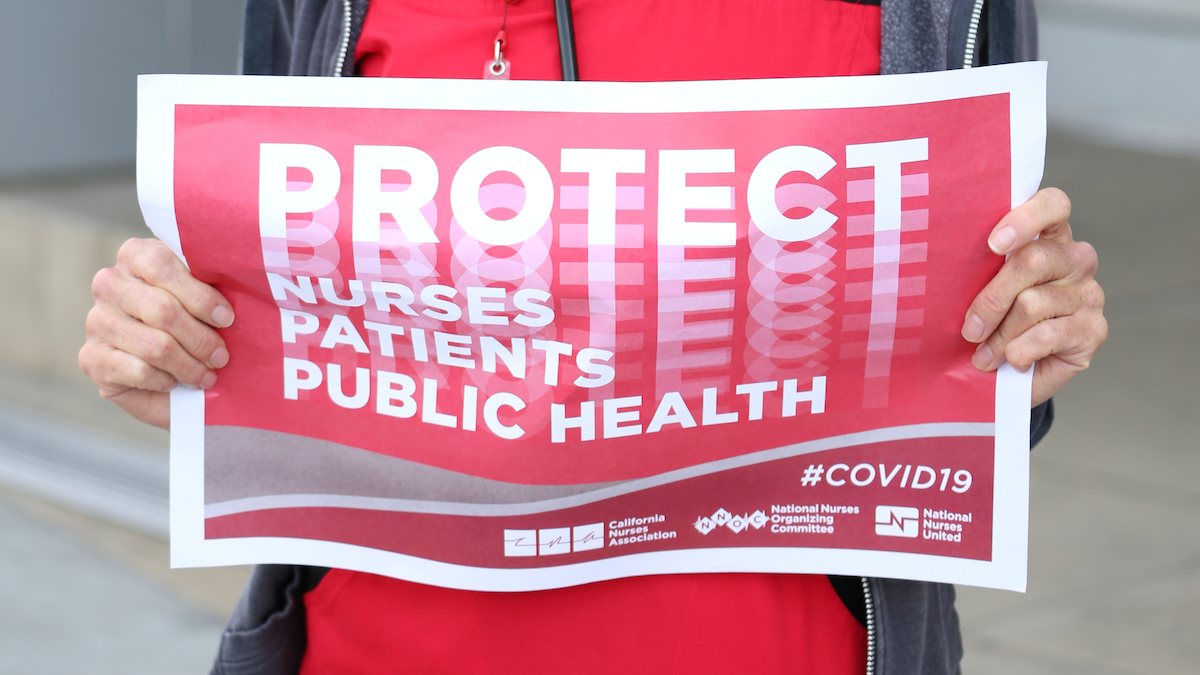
[215,2,1048,674]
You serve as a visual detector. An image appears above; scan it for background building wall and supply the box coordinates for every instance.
[1040,0,1200,158]
[0,0,244,178]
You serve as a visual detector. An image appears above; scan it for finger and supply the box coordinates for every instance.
[961,239,1086,343]
[93,306,219,390]
[986,187,1073,255]
[104,388,171,430]
[1004,310,1107,373]
[1031,357,1087,408]
[970,283,1087,371]
[1027,312,1108,403]
[117,238,235,328]
[971,309,1106,378]
[81,341,180,395]
[95,268,229,370]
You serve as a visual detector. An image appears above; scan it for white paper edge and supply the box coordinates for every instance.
[138,62,1046,592]
[988,60,1045,593]
[139,61,1044,115]
[169,387,205,567]
[136,77,185,264]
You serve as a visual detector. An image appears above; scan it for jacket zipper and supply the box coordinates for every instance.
[863,577,876,675]
[334,0,353,76]
[962,0,986,68]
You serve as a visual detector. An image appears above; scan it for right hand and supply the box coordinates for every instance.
[79,238,234,429]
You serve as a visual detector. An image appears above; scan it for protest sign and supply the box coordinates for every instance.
[138,62,1045,592]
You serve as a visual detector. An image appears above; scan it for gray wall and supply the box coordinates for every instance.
[1040,0,1200,158]
[0,0,245,178]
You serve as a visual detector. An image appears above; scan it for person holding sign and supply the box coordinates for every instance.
[80,1,1106,673]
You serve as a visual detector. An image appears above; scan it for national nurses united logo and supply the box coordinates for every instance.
[874,505,920,538]
[695,508,769,535]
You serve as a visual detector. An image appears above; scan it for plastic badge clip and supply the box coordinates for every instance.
[484,30,511,80]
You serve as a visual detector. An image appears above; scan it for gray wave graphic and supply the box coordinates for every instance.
[204,425,621,505]
[204,422,993,519]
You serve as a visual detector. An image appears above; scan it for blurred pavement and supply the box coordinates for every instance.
[0,488,224,675]
[0,171,251,675]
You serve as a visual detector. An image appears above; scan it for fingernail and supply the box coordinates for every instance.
[200,371,218,390]
[961,314,985,342]
[988,226,1017,254]
[212,305,234,328]
[972,344,993,371]
[210,346,229,369]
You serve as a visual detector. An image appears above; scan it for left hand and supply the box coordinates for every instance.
[960,188,1107,407]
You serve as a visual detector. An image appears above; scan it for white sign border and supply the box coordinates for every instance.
[139,62,1045,592]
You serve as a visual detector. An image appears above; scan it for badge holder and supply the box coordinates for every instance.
[482,0,577,81]
[484,31,511,80]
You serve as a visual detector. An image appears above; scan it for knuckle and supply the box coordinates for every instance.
[1004,343,1029,369]
[85,306,123,345]
[1075,241,1099,276]
[1091,313,1110,347]
[91,267,118,299]
[1003,331,1037,366]
[129,359,155,387]
[1048,317,1068,342]
[1030,320,1059,350]
[143,331,176,364]
[77,342,97,375]
[1083,280,1106,309]
[1013,289,1043,319]
[146,247,177,283]
[116,238,143,266]
[185,363,211,386]
[983,327,1004,351]
[84,305,104,334]
[172,357,207,386]
[142,295,179,330]
[986,320,1014,349]
[131,240,176,285]
[191,327,222,359]
[976,288,1009,319]
[1015,244,1050,275]
[1043,187,1072,218]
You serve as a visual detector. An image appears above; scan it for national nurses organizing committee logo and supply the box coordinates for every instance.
[874,505,920,538]
[504,523,604,557]
[694,508,769,535]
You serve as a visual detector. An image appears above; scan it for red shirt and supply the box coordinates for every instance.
[303,570,870,675]
[303,2,881,673]
[356,0,881,81]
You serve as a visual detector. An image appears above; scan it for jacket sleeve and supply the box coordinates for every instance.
[209,565,329,675]
[1030,398,1054,449]
[987,0,1038,65]
[883,0,1039,74]
[241,0,369,76]
[870,578,964,675]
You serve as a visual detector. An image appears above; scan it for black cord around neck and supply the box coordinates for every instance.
[553,0,579,81]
